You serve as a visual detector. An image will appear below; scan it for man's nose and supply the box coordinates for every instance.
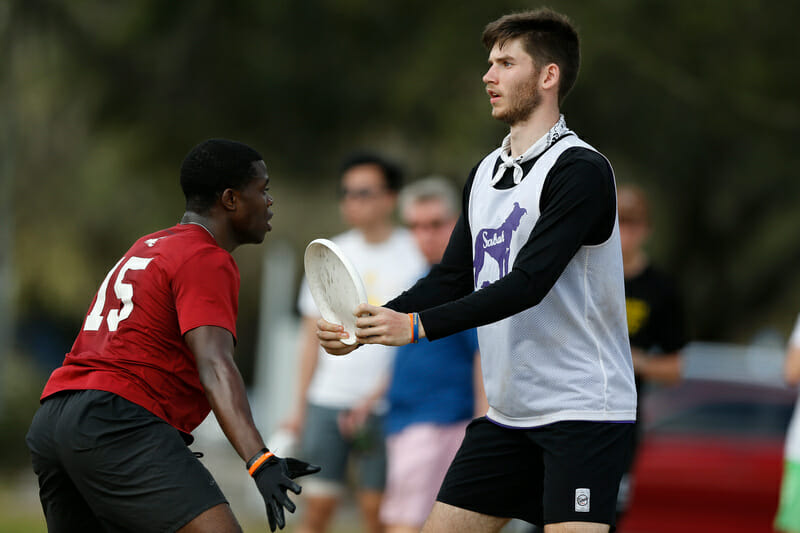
[482,65,496,84]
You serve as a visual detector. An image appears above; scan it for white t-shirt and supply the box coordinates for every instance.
[298,228,426,410]
[784,314,800,461]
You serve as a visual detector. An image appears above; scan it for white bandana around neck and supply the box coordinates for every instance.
[490,114,573,186]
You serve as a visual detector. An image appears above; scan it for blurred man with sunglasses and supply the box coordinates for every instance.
[283,152,425,533]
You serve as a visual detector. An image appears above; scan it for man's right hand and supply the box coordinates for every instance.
[248,450,321,531]
[316,318,361,356]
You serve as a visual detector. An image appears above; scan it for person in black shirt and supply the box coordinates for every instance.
[616,184,687,518]
[618,184,685,388]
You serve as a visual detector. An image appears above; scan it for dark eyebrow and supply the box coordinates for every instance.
[489,53,514,64]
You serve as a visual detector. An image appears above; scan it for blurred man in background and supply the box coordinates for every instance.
[25,139,319,533]
[618,184,685,385]
[775,312,800,533]
[284,152,425,533]
[616,183,686,518]
[380,177,488,533]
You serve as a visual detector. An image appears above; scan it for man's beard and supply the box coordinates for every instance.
[495,80,541,126]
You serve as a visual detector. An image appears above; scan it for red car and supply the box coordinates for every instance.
[618,378,796,533]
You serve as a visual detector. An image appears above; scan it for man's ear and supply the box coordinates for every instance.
[220,188,238,211]
[541,63,560,92]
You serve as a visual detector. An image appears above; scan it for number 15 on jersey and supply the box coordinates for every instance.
[83,256,153,332]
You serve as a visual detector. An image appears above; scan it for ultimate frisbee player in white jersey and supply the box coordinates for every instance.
[317,8,636,533]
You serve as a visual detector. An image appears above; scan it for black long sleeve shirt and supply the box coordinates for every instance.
[385,145,617,340]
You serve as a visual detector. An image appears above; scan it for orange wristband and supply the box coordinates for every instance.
[247,451,275,476]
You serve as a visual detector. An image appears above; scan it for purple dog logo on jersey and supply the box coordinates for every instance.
[473,202,527,288]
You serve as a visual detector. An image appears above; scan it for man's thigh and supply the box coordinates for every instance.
[30,451,105,533]
[178,503,242,533]
[49,390,229,532]
[436,418,545,523]
[537,421,634,529]
[422,502,509,533]
[353,412,387,491]
[435,418,632,531]
[27,392,105,533]
[381,422,467,528]
[300,403,350,490]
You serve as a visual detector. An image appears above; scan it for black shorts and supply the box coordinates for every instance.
[25,389,228,533]
[437,417,634,530]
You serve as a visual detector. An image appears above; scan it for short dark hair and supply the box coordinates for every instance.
[482,8,580,104]
[339,151,404,192]
[180,139,263,213]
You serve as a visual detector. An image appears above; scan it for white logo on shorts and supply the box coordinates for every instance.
[575,488,590,512]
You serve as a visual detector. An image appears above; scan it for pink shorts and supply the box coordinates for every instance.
[380,421,469,528]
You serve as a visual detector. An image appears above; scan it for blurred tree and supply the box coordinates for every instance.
[568,0,800,340]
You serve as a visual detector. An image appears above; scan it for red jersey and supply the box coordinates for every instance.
[42,224,240,433]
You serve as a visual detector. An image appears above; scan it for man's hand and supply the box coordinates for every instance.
[249,450,321,531]
[316,318,361,356]
[280,413,304,440]
[337,400,371,439]
[354,304,421,346]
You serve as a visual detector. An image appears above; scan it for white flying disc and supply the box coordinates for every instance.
[304,238,368,345]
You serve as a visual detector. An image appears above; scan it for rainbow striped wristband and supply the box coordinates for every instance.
[409,312,419,344]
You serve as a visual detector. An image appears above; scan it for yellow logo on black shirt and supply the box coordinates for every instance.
[626,298,651,336]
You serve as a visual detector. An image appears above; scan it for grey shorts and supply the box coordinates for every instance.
[300,402,386,494]
[26,390,228,533]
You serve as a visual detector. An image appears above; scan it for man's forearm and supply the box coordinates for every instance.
[200,354,266,462]
[631,349,682,385]
[293,318,321,412]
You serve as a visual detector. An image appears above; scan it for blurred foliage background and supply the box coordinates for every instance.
[0,0,799,471]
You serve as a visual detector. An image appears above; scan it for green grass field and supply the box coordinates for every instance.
[0,470,360,533]
[0,473,46,533]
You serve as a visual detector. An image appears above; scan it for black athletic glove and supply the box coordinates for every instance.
[247,449,321,531]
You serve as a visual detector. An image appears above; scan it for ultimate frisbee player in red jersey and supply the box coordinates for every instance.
[26,139,319,533]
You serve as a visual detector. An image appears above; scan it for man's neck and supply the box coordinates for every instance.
[358,221,394,244]
[508,105,561,158]
[180,211,235,252]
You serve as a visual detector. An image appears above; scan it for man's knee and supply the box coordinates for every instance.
[422,502,508,533]
[301,495,339,530]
